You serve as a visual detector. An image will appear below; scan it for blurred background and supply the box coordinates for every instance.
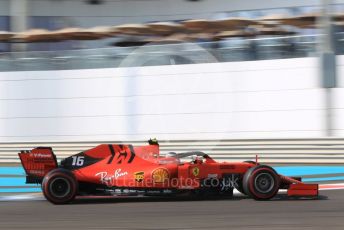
[1,0,344,164]
[1,2,344,225]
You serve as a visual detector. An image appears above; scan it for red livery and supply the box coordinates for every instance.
[18,139,318,204]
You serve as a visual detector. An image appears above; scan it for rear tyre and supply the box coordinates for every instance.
[42,169,78,204]
[243,165,280,200]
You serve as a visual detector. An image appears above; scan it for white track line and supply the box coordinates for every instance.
[319,183,344,190]
[0,193,43,201]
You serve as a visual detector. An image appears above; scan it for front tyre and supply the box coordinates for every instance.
[243,165,280,200]
[235,161,259,195]
[42,169,78,204]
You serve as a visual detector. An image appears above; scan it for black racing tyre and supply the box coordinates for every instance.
[42,168,78,204]
[235,161,259,195]
[242,165,280,200]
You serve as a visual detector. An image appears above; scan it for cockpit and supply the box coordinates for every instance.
[155,151,215,165]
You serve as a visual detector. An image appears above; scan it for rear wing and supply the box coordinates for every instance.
[18,147,58,184]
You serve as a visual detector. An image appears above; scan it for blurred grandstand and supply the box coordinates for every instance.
[0,0,343,147]
[0,0,343,70]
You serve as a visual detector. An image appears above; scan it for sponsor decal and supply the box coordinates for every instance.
[192,167,200,176]
[134,171,144,182]
[152,168,169,183]
[95,169,128,186]
[114,169,128,179]
[30,153,51,158]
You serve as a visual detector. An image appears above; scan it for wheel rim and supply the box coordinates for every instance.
[49,177,71,198]
[254,173,274,194]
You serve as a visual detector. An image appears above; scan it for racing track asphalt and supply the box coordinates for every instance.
[0,189,344,230]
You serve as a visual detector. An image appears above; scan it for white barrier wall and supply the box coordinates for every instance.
[0,57,330,142]
[333,55,344,136]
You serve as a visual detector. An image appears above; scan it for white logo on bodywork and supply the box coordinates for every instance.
[95,169,128,186]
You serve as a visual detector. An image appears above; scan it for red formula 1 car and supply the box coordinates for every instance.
[19,139,318,204]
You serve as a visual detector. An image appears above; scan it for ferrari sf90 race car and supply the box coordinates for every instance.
[19,139,318,204]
